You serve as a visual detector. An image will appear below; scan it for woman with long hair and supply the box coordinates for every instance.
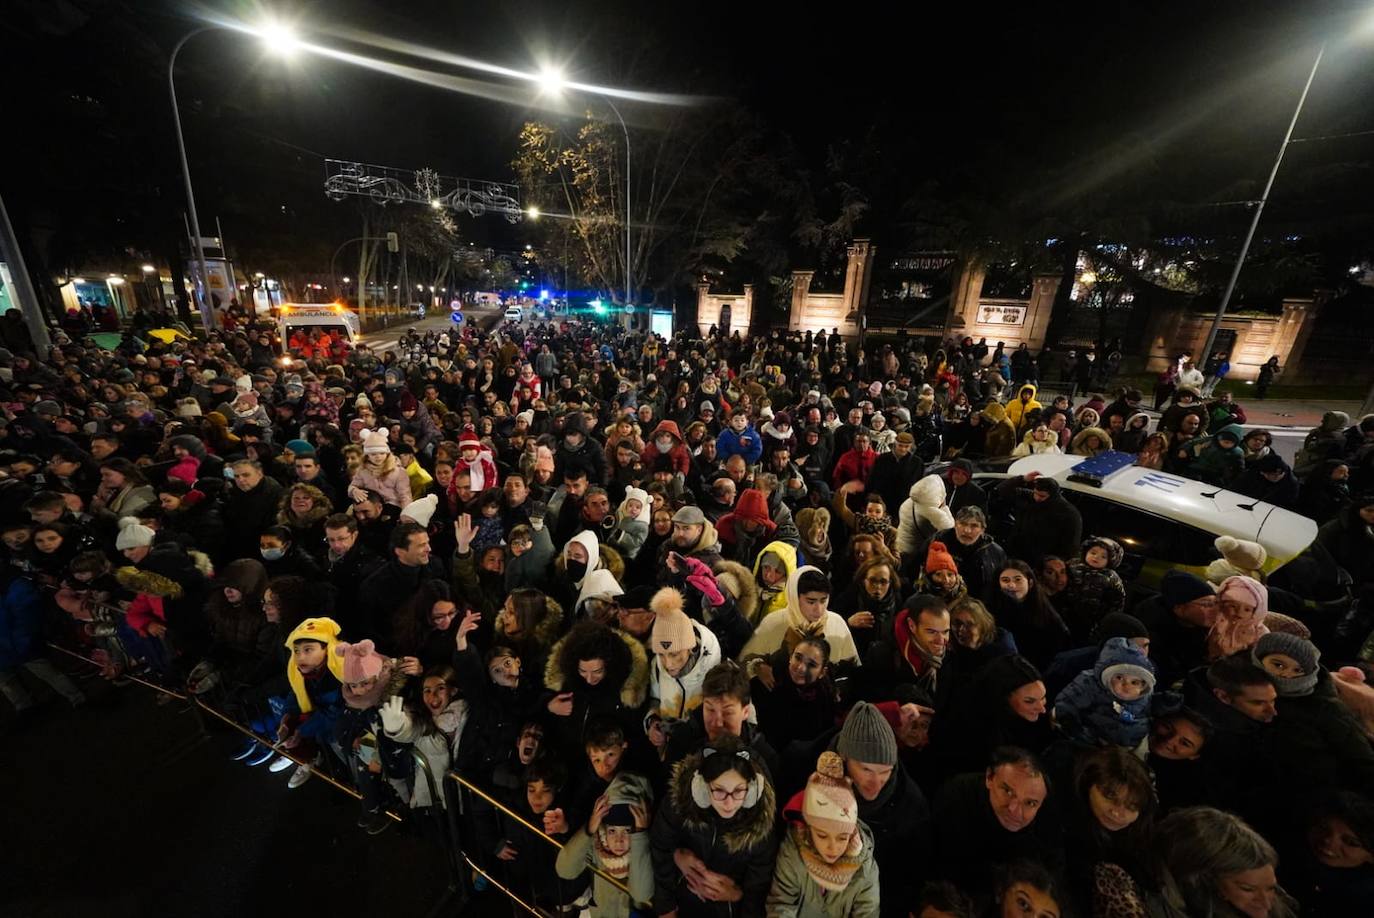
[988,560,1071,670]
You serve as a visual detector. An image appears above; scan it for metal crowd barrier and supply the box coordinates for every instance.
[47,641,636,918]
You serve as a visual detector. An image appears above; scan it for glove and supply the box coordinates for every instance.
[682,556,725,607]
[379,696,406,736]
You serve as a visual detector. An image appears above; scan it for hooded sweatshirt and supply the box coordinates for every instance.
[739,565,859,665]
[896,474,955,557]
[752,540,800,619]
[1004,384,1043,434]
[1053,637,1156,749]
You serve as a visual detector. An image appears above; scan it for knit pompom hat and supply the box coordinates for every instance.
[458,426,482,450]
[115,516,155,550]
[925,541,958,575]
[649,589,696,655]
[803,751,860,836]
[1253,632,1321,696]
[336,639,386,683]
[1215,535,1267,573]
[401,494,438,527]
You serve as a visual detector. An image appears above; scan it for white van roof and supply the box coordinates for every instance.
[1004,452,1318,563]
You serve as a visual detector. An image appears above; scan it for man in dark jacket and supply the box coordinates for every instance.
[356,521,447,650]
[933,746,1064,898]
[553,411,607,486]
[869,432,924,520]
[1231,452,1301,511]
[220,459,284,560]
[323,513,383,636]
[942,459,988,517]
[995,473,1082,567]
[1132,570,1217,689]
[914,506,1008,599]
[1183,657,1280,835]
[156,479,229,565]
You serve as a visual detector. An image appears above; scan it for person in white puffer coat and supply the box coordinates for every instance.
[896,474,955,561]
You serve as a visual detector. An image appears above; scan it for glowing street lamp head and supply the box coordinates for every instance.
[527,205,541,220]
[536,66,567,96]
[258,21,302,56]
[430,198,443,209]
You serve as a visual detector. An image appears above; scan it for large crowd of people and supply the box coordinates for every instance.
[3,312,1374,918]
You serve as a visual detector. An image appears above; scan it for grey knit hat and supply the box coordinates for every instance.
[835,701,897,766]
[1252,632,1320,696]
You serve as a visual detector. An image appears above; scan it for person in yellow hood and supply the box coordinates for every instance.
[751,540,798,619]
[278,617,348,757]
[739,565,860,666]
[1005,383,1043,436]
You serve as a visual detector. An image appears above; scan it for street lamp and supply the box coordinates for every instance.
[538,67,631,311]
[169,20,299,333]
[1200,43,1325,359]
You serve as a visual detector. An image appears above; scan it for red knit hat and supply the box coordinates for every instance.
[925,541,958,575]
[459,426,481,450]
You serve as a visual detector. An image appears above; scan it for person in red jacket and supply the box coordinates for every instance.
[832,429,877,491]
[640,420,692,478]
[715,488,778,565]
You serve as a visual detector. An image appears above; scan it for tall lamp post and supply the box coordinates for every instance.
[168,22,298,335]
[1200,44,1325,359]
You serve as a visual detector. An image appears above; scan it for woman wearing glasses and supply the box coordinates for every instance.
[651,736,779,917]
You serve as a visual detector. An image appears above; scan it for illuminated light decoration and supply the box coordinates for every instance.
[324,159,524,223]
[1079,271,1097,285]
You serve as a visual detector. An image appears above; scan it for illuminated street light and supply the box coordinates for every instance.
[257,20,302,56]
[527,205,541,220]
[141,264,157,274]
[171,20,302,333]
[536,66,567,96]
[342,276,351,283]
[430,198,442,209]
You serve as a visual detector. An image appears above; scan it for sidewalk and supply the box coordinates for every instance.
[1231,399,1362,430]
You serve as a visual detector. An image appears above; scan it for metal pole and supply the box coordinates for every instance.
[0,191,52,352]
[1201,43,1324,360]
[604,101,631,312]
[169,27,217,335]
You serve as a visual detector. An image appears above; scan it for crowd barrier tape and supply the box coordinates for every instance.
[47,641,632,917]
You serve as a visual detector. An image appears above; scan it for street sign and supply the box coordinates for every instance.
[450,311,464,324]
[623,303,635,314]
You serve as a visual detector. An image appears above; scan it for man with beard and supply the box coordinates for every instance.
[351,488,399,559]
[655,506,722,584]
[869,432,924,521]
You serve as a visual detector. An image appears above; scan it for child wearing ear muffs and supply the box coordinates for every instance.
[649,735,778,917]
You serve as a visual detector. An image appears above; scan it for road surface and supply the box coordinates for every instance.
[361,304,503,353]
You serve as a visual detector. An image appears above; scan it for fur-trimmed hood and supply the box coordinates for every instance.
[543,625,650,708]
[495,593,566,651]
[277,485,334,527]
[1070,426,1113,455]
[713,559,761,625]
[668,748,777,853]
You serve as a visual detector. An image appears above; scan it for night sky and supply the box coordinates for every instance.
[3,0,1373,282]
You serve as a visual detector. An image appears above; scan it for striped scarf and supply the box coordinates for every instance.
[791,822,862,894]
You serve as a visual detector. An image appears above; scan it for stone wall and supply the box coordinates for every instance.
[1142,298,1318,381]
[695,283,753,337]
[787,239,875,337]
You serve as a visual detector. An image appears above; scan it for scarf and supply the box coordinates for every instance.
[800,529,832,564]
[1207,614,1268,661]
[595,832,632,879]
[894,608,942,693]
[790,822,863,894]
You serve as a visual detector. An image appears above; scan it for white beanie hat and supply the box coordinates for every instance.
[115,517,156,550]
[235,374,252,392]
[401,494,438,528]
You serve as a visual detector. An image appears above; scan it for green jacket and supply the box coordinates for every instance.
[556,823,654,917]
[1183,424,1245,487]
[765,822,880,918]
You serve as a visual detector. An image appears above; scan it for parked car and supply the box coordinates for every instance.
[969,452,1319,589]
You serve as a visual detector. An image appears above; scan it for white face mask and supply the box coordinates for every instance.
[656,437,674,451]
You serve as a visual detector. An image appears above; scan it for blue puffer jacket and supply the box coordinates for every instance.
[1053,637,1155,749]
[0,576,43,669]
[716,423,763,465]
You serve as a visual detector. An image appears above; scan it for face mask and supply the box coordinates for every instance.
[656,437,674,451]
[566,559,588,581]
[261,548,285,561]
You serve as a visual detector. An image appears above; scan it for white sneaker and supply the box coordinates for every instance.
[268,755,294,773]
[287,764,312,789]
